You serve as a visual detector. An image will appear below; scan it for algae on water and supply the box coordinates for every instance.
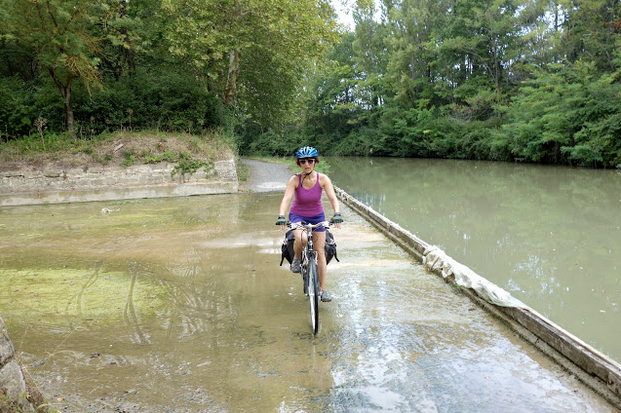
[0,266,166,325]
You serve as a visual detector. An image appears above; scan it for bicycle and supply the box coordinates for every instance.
[288,220,333,335]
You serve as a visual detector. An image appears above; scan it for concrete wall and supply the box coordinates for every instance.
[0,158,238,207]
[335,187,621,409]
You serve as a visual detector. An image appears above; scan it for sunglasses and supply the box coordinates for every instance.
[299,159,316,165]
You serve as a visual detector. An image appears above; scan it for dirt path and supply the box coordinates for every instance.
[239,158,292,193]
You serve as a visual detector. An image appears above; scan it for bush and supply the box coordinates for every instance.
[72,68,228,135]
[238,123,305,156]
[0,77,36,139]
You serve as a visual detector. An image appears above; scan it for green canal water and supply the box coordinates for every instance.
[328,157,621,363]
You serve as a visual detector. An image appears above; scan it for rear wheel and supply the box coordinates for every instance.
[308,257,319,335]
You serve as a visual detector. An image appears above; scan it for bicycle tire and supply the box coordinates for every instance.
[308,255,319,335]
[302,263,308,295]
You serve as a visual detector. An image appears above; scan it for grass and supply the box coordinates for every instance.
[0,130,235,173]
[236,160,250,182]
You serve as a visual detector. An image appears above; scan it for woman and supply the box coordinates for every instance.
[276,146,343,302]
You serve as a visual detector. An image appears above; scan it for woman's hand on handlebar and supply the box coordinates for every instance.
[275,215,287,230]
[331,212,343,229]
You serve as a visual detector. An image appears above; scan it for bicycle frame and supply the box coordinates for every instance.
[288,220,331,335]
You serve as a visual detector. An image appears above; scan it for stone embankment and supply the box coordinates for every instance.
[1,316,35,411]
[0,158,238,207]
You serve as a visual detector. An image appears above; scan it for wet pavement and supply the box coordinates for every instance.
[0,190,618,412]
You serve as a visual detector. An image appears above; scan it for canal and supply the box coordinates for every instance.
[327,157,621,363]
[0,193,615,411]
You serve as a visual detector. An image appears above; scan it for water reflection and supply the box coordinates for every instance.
[0,195,338,410]
[328,157,621,362]
[0,194,615,411]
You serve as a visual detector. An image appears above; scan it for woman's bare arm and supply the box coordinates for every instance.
[278,174,299,216]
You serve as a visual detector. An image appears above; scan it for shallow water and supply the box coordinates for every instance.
[328,157,621,363]
[0,194,615,411]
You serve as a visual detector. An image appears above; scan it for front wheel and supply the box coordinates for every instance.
[308,257,319,335]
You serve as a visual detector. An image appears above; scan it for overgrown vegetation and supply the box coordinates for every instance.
[1,0,620,168]
[0,0,337,143]
[0,130,228,176]
[238,0,621,168]
[171,152,214,178]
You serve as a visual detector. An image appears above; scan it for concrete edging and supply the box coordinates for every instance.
[335,186,621,409]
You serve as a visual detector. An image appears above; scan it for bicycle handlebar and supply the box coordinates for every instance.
[287,220,333,230]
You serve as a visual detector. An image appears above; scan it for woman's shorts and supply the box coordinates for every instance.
[288,212,327,232]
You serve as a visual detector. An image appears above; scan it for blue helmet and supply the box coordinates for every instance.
[296,146,319,158]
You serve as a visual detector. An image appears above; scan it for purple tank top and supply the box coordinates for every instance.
[290,173,323,216]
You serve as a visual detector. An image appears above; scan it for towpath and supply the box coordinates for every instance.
[240,158,291,193]
[238,158,620,412]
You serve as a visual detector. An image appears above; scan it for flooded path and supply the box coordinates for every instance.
[0,194,616,411]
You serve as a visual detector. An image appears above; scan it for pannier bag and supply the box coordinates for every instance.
[279,229,340,266]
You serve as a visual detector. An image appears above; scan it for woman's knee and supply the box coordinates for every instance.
[315,248,326,262]
[294,230,307,245]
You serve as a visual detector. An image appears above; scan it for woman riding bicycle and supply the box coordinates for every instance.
[276,146,343,302]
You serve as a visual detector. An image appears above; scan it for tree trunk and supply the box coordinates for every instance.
[48,68,76,135]
[127,47,136,73]
[224,49,242,106]
[120,1,136,75]
[65,84,74,135]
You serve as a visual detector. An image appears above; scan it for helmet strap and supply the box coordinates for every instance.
[301,171,313,186]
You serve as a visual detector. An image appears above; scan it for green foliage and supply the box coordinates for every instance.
[1,132,77,154]
[257,0,621,168]
[238,127,304,157]
[121,150,137,167]
[73,69,227,135]
[2,0,620,168]
[331,126,384,156]
[0,77,35,139]
[162,0,339,129]
[91,152,114,164]
[143,151,177,164]
[0,0,339,141]
[171,152,213,178]
[0,0,105,134]
[501,60,621,167]
[0,390,29,412]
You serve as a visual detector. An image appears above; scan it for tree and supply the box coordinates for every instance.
[162,0,339,129]
[1,0,103,135]
[440,0,523,96]
[97,0,166,79]
[502,60,621,167]
[304,33,363,142]
[557,0,621,72]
